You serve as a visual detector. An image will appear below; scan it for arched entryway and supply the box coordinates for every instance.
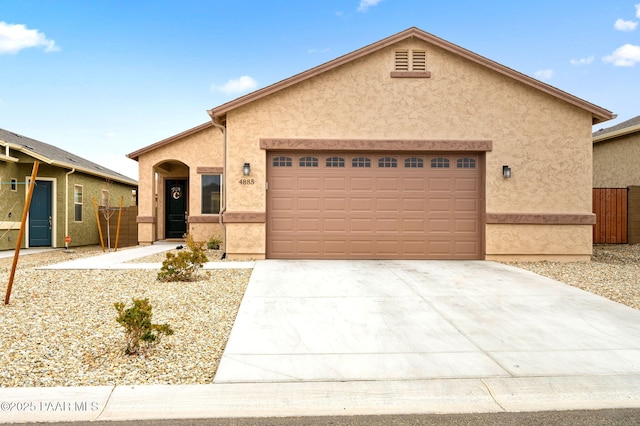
[154,160,189,240]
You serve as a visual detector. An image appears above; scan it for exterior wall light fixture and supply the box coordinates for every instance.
[243,163,251,176]
[502,165,512,179]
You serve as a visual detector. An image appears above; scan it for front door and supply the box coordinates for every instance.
[29,180,52,247]
[165,179,187,239]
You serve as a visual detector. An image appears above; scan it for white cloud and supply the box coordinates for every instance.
[357,0,383,12]
[307,47,330,54]
[534,69,554,80]
[603,44,640,66]
[570,56,595,66]
[0,21,59,54]
[210,76,258,94]
[614,18,638,31]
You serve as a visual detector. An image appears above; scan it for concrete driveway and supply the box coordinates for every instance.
[215,259,640,384]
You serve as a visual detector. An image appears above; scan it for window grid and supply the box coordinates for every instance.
[430,157,450,168]
[299,156,319,167]
[74,185,83,222]
[273,156,292,167]
[404,157,424,168]
[352,157,372,168]
[457,157,476,169]
[326,157,345,168]
[378,157,398,168]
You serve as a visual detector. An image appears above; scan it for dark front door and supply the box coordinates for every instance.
[29,180,52,247]
[165,179,187,239]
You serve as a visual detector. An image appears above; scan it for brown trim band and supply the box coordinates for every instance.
[390,71,432,78]
[260,139,492,152]
[486,213,596,225]
[188,215,221,223]
[197,167,224,174]
[137,216,156,224]
[223,212,266,223]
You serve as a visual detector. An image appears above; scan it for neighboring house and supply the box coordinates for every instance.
[593,115,640,188]
[592,115,640,244]
[128,27,614,261]
[0,128,138,251]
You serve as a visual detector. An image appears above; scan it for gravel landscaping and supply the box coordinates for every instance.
[1,244,638,388]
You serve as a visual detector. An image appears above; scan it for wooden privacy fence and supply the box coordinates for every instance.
[98,206,139,248]
[592,188,627,244]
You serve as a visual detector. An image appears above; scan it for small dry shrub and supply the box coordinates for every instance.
[157,234,208,282]
[114,298,174,355]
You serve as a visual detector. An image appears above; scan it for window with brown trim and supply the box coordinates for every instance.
[326,157,345,168]
[299,156,318,167]
[430,157,450,168]
[273,156,292,167]
[457,157,476,169]
[404,157,424,168]
[352,157,371,168]
[378,157,398,168]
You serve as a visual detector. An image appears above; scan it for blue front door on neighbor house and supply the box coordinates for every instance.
[29,180,52,247]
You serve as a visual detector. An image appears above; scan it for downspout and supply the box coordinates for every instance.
[64,168,76,249]
[208,111,227,259]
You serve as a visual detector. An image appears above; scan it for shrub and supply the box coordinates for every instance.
[114,298,174,355]
[207,236,223,250]
[157,234,209,282]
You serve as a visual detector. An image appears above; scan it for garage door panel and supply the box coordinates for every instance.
[267,151,482,259]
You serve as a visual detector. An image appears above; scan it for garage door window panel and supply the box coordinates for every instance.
[457,157,476,169]
[299,156,319,167]
[326,157,345,168]
[352,157,371,168]
[431,157,450,168]
[378,157,398,168]
[273,156,293,167]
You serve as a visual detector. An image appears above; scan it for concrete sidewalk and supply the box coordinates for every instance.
[2,259,640,423]
[36,242,254,270]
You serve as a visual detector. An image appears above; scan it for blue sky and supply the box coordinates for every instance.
[2,1,639,180]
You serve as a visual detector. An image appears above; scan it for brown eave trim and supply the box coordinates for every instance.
[209,27,613,124]
[127,122,213,161]
[486,213,596,225]
[188,215,221,223]
[223,212,266,223]
[137,216,156,224]
[260,139,492,152]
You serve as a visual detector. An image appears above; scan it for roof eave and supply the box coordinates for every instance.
[593,123,640,144]
[127,122,213,160]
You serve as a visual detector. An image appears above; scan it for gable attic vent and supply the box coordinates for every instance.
[412,50,426,71]
[395,50,409,71]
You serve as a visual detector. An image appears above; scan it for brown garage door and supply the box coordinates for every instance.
[267,152,483,259]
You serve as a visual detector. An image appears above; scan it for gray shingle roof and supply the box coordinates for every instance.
[0,128,137,185]
[593,114,640,137]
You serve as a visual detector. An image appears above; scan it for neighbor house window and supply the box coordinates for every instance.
[100,190,109,207]
[74,185,83,222]
[201,175,221,214]
[10,178,17,191]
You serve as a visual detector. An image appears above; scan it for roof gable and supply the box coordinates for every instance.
[208,27,613,125]
[0,128,137,185]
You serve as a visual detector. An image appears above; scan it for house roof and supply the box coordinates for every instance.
[0,128,137,186]
[593,114,640,143]
[208,27,614,125]
[127,121,213,161]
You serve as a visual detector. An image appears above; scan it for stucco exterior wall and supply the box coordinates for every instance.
[1,154,136,251]
[135,125,223,244]
[222,38,594,260]
[593,132,640,188]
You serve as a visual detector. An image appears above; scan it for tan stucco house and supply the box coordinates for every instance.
[1,128,138,251]
[593,115,640,188]
[128,27,614,261]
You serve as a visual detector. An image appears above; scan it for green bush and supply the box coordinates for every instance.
[157,234,209,282]
[207,236,223,250]
[114,298,174,355]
